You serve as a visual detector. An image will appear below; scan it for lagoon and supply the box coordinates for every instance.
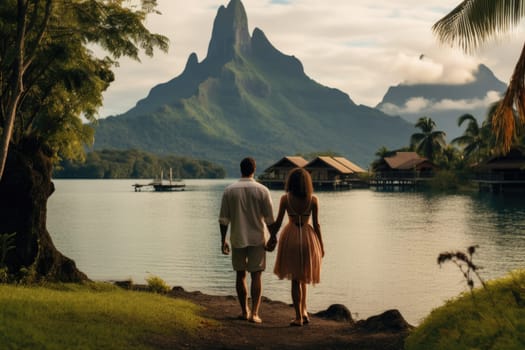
[47,179,525,325]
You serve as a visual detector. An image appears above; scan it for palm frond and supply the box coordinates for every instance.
[451,135,473,146]
[457,113,477,127]
[410,133,425,147]
[433,0,525,52]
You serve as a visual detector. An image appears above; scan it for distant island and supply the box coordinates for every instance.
[53,149,226,179]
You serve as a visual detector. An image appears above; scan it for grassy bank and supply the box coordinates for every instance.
[405,269,525,349]
[0,282,209,349]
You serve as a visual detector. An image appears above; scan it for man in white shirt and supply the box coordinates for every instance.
[219,157,275,324]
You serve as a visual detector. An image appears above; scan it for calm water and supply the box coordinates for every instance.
[47,179,525,325]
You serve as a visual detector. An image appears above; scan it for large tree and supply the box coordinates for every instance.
[410,117,447,161]
[433,0,525,153]
[0,0,168,281]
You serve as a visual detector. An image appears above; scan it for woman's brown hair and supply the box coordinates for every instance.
[285,167,313,198]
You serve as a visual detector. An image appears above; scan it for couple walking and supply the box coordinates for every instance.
[219,157,325,326]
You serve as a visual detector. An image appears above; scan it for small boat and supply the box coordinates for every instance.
[133,169,186,192]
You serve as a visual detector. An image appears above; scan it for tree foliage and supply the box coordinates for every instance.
[451,112,496,164]
[410,117,447,161]
[54,149,226,179]
[0,0,169,180]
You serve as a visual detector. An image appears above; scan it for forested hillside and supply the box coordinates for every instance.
[54,149,225,179]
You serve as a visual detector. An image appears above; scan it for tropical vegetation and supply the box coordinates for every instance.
[410,117,447,162]
[54,149,225,179]
[370,108,508,191]
[405,269,525,349]
[0,0,169,179]
[0,0,168,282]
[451,113,492,163]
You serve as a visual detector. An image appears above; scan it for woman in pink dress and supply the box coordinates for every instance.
[267,167,324,326]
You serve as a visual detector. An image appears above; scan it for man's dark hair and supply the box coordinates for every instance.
[240,157,256,177]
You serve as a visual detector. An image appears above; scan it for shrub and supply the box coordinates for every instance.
[406,247,525,349]
[146,275,170,294]
[428,170,459,191]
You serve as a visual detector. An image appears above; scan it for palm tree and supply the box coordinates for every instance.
[452,101,506,164]
[439,144,462,170]
[433,1,525,153]
[410,117,447,161]
[374,146,391,159]
[370,146,392,171]
[451,114,489,164]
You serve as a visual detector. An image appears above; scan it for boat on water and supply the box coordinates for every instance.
[133,169,186,192]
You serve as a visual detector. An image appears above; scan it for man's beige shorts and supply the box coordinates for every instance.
[232,245,266,272]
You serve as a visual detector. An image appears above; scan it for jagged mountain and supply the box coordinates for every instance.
[94,0,413,175]
[377,64,507,141]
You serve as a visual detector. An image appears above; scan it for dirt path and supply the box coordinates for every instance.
[156,288,412,350]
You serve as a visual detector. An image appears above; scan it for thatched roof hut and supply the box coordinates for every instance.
[375,152,435,172]
[259,155,365,189]
[305,156,366,189]
[258,156,308,188]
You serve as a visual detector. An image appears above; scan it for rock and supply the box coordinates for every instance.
[315,304,354,324]
[114,280,133,289]
[356,309,412,333]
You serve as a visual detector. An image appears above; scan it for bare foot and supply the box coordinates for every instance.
[249,315,262,324]
[302,312,310,324]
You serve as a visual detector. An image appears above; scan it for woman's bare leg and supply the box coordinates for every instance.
[291,280,303,325]
[300,282,309,322]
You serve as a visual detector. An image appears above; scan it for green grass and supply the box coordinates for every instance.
[0,282,210,349]
[405,269,525,350]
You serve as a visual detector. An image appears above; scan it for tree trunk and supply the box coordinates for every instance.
[0,137,88,282]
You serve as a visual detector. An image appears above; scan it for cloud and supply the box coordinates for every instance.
[379,90,502,116]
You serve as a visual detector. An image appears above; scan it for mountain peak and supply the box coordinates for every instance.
[474,64,503,86]
[183,53,199,74]
[206,0,251,61]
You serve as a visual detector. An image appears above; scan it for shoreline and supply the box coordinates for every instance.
[118,281,413,349]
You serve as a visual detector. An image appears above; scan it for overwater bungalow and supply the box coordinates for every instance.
[370,151,436,188]
[474,148,525,193]
[258,155,366,190]
[305,156,367,190]
[257,156,308,189]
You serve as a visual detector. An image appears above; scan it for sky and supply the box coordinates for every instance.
[96,0,525,118]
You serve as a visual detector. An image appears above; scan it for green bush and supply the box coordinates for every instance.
[146,275,170,294]
[405,269,525,350]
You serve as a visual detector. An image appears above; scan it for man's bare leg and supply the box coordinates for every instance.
[236,271,250,319]
[249,270,262,323]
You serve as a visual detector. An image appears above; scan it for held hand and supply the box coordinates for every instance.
[265,237,277,252]
[222,242,231,255]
